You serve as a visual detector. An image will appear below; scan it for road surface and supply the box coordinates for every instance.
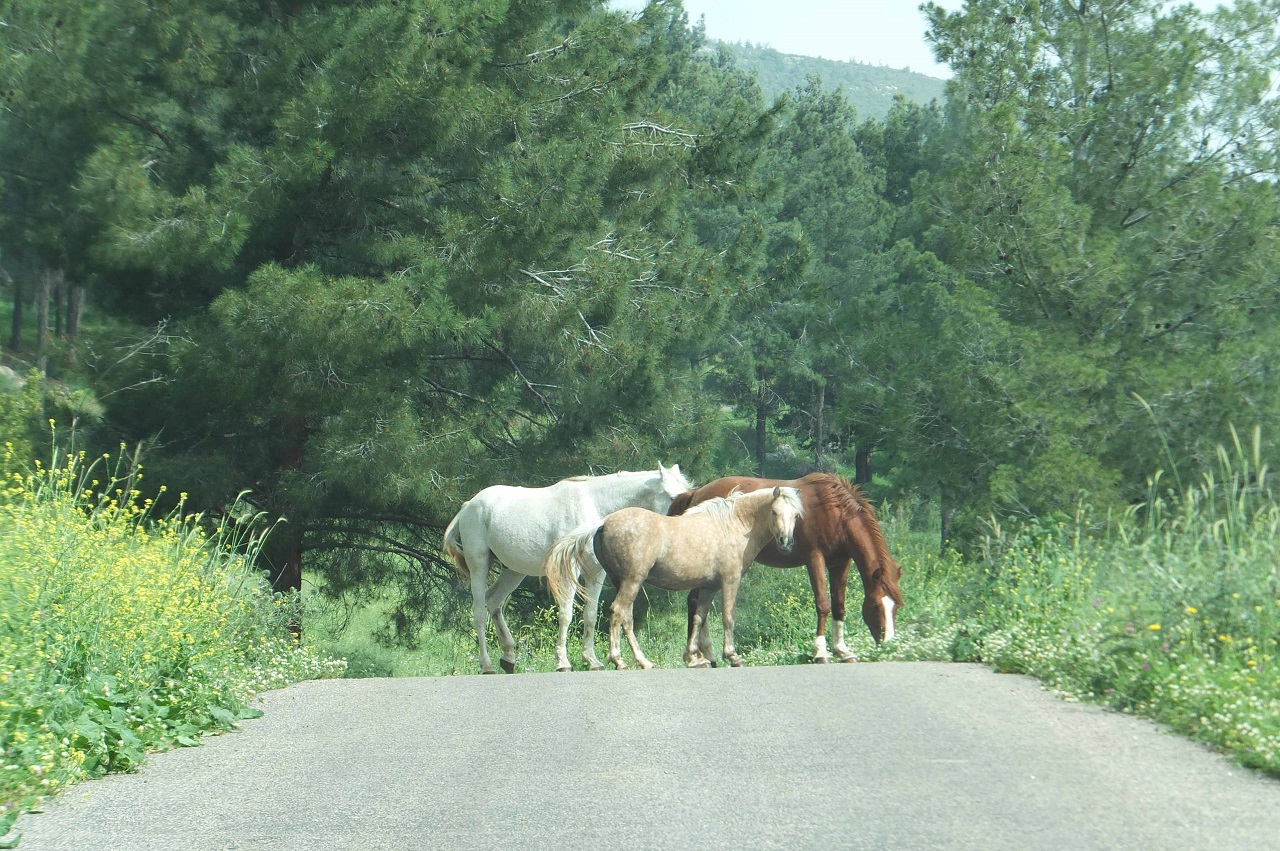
[12,662,1280,850]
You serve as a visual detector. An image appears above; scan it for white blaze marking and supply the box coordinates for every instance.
[882,597,896,642]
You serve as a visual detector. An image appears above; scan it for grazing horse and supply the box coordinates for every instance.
[669,473,902,663]
[545,487,804,669]
[442,464,691,674]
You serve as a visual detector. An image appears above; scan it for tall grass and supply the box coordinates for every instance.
[0,442,345,835]
[964,428,1280,774]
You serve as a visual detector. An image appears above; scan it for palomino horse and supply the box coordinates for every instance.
[545,486,804,669]
[669,473,902,664]
[443,464,691,674]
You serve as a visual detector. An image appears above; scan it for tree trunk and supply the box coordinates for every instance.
[813,380,826,471]
[34,269,52,373]
[8,275,23,352]
[53,279,63,338]
[264,413,308,637]
[855,442,873,487]
[269,413,308,594]
[66,283,85,340]
[939,483,956,555]
[754,384,767,478]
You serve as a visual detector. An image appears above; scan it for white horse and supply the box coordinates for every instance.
[442,464,691,674]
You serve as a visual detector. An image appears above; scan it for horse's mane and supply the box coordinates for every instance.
[563,466,691,492]
[667,490,695,516]
[684,495,734,521]
[801,474,903,604]
[683,486,800,526]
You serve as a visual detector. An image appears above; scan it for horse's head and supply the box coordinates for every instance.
[769,486,804,553]
[861,568,903,644]
[646,463,692,513]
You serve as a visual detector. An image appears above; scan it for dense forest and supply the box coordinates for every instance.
[3,0,1279,633]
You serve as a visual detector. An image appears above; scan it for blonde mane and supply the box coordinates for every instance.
[683,486,803,528]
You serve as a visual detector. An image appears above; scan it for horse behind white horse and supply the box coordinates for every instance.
[442,464,691,674]
[545,486,803,670]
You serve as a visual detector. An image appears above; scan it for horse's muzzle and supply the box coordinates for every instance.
[776,534,795,552]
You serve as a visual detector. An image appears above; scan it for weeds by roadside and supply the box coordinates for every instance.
[0,441,344,837]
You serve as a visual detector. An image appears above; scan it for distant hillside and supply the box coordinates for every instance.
[721,42,947,119]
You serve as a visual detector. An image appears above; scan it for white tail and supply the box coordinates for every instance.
[543,525,598,604]
[442,511,469,582]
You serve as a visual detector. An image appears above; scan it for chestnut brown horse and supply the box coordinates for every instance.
[669,473,902,663]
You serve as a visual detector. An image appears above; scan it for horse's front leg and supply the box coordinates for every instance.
[579,564,607,671]
[829,557,857,662]
[485,569,525,673]
[806,553,833,663]
[720,571,744,668]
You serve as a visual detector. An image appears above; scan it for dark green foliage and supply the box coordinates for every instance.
[3,0,1278,639]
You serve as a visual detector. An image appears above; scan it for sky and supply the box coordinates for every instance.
[611,1,1224,80]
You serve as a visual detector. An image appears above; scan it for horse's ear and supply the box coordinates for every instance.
[772,486,782,498]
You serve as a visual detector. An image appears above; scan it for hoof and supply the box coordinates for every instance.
[499,659,516,674]
[728,656,744,668]
[481,669,497,675]
[836,653,858,664]
[813,654,832,665]
[556,665,572,673]
[709,660,717,668]
[687,658,711,669]
[588,663,605,672]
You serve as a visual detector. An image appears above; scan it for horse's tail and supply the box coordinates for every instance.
[442,510,469,583]
[544,523,598,604]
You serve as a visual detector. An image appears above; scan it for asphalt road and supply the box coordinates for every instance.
[12,662,1280,850]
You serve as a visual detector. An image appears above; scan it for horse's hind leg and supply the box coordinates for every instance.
[829,557,857,662]
[579,565,607,671]
[607,580,643,670]
[683,589,707,667]
[485,568,525,673]
[551,571,575,673]
[468,554,497,674]
[695,591,716,667]
[621,608,653,670]
[806,553,834,663]
[685,589,714,668]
